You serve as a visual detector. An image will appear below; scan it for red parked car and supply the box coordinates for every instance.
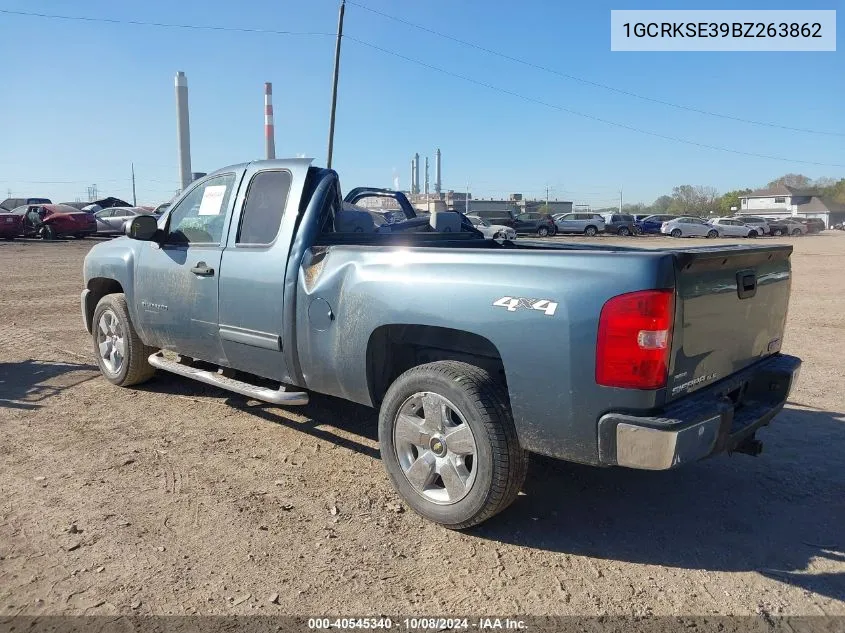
[10,204,98,240]
[0,210,24,240]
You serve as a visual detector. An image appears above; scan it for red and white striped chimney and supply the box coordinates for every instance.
[264,82,276,160]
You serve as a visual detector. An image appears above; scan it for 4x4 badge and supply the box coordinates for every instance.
[493,296,558,316]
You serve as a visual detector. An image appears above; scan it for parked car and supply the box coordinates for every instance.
[81,158,800,529]
[796,217,826,233]
[466,215,517,240]
[600,213,637,236]
[636,214,676,235]
[553,212,605,236]
[10,203,98,239]
[154,202,172,215]
[0,197,51,212]
[765,218,807,237]
[631,214,651,234]
[729,216,769,236]
[0,209,24,240]
[511,212,557,237]
[94,207,151,235]
[709,218,759,238]
[661,216,722,238]
[60,197,132,212]
[471,209,518,227]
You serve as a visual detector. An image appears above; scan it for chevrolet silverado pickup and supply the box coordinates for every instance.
[82,159,801,529]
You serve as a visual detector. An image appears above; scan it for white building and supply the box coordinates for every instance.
[738,184,845,229]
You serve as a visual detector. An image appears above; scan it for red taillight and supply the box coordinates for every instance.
[596,289,675,390]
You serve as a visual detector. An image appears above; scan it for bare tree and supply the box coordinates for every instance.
[767,173,812,189]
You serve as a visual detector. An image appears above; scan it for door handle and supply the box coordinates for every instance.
[191,262,215,277]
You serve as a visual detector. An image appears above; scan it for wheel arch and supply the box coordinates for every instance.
[365,324,507,407]
[84,278,124,333]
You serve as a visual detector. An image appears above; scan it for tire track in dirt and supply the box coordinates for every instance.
[2,235,844,616]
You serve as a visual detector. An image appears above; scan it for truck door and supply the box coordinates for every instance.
[134,172,239,364]
[217,166,302,383]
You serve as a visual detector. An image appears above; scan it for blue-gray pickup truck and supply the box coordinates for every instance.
[82,159,801,529]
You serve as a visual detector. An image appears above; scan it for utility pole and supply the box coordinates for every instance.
[545,185,550,212]
[619,186,623,213]
[326,0,345,169]
[131,163,137,206]
[465,181,470,214]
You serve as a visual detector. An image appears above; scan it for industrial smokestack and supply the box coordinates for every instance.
[175,71,192,191]
[414,153,420,195]
[424,157,429,195]
[410,158,415,194]
[435,148,442,194]
[264,82,276,160]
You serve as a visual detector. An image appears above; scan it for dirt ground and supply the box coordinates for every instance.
[1,232,843,618]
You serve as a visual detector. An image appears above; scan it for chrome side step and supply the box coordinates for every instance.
[148,353,309,406]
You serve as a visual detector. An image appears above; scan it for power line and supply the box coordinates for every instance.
[4,7,841,167]
[346,0,844,138]
[0,178,128,184]
[345,37,843,168]
[0,8,334,37]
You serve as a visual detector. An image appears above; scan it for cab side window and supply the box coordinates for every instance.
[237,170,292,245]
[166,174,236,245]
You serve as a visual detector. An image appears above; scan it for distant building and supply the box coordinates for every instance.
[402,191,573,217]
[739,183,845,228]
[451,192,572,216]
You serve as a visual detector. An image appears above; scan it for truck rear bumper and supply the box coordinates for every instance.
[597,354,801,470]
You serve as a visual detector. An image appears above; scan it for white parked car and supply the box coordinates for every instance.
[661,216,722,238]
[466,215,517,240]
[730,215,769,236]
[709,218,759,238]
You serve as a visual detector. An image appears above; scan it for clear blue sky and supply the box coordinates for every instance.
[1,0,842,207]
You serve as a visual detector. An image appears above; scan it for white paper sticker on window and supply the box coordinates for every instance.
[198,185,228,216]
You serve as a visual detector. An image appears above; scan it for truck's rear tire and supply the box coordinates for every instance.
[378,361,527,529]
[584,226,598,237]
[92,293,156,387]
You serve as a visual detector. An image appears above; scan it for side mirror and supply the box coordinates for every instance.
[125,214,159,241]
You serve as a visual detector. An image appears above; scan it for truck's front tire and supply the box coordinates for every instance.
[92,293,156,387]
[378,361,527,529]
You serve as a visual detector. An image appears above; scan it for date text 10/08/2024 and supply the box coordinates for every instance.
[307,618,528,630]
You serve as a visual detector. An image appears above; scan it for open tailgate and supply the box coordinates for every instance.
[667,244,792,400]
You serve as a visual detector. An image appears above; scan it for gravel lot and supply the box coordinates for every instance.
[1,233,843,617]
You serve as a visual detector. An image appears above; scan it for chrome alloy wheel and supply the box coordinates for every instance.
[96,309,126,375]
[393,392,478,505]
